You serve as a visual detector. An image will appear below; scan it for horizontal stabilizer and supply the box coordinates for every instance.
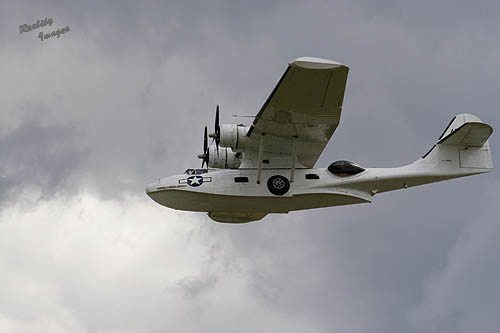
[438,122,493,146]
[437,113,493,147]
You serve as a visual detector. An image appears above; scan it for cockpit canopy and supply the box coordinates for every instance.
[184,168,208,175]
[327,160,365,177]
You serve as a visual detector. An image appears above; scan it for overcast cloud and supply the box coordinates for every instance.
[1,0,499,332]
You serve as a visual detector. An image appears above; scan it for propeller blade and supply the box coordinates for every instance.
[215,105,220,154]
[204,125,208,154]
[215,105,220,132]
[199,126,207,168]
[202,126,209,168]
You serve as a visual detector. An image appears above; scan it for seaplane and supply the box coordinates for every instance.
[146,57,493,223]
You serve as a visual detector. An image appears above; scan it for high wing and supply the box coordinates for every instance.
[245,57,349,168]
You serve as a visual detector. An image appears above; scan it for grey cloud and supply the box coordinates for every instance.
[408,183,500,332]
[0,106,87,205]
[175,274,218,300]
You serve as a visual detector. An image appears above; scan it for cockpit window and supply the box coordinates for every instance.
[184,169,195,175]
[184,168,208,175]
[327,160,365,177]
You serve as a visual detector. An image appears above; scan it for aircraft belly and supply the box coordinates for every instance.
[148,189,370,213]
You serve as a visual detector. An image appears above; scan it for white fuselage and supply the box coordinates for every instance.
[146,168,370,214]
[145,162,481,215]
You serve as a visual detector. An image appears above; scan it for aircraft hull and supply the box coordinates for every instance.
[147,188,370,214]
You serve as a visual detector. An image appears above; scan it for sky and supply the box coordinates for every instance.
[1,0,499,332]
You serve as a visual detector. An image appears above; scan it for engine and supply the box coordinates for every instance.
[198,106,249,169]
[219,124,251,150]
[208,145,241,169]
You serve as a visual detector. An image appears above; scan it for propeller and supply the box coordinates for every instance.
[197,126,209,168]
[208,104,221,153]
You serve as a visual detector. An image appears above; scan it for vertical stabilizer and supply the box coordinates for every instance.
[420,113,493,174]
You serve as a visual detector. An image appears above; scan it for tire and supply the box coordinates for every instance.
[267,175,290,196]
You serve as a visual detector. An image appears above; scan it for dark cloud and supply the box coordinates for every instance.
[0,105,87,205]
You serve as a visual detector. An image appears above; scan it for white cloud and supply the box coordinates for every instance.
[0,193,321,332]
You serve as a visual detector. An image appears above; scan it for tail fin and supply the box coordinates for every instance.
[340,114,493,195]
[420,113,493,173]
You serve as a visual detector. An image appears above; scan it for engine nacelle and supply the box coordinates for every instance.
[219,124,250,150]
[208,146,241,169]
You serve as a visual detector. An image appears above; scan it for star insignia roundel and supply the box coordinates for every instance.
[187,175,204,187]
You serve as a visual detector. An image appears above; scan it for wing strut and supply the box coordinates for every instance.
[290,136,298,182]
[256,133,265,184]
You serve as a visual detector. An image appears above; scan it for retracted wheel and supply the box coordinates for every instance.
[267,175,290,196]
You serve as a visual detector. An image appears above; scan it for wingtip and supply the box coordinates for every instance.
[290,57,347,69]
